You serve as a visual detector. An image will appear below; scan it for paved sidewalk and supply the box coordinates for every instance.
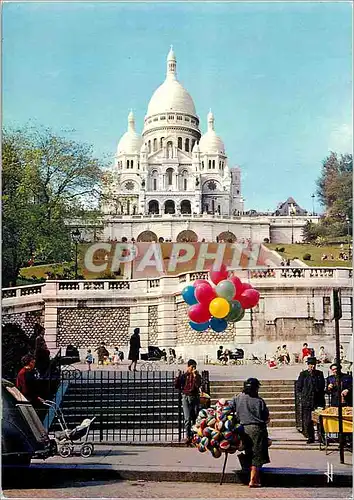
[32,443,352,486]
[72,361,336,381]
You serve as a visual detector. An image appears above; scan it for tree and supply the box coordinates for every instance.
[2,126,106,286]
[316,152,352,222]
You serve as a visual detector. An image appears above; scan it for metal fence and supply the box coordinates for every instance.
[48,369,210,444]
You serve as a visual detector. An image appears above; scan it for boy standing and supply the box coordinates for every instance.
[174,359,201,445]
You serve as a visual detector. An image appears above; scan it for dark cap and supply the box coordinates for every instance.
[330,363,342,370]
[133,328,140,334]
[306,357,317,365]
[244,377,261,389]
[187,359,197,367]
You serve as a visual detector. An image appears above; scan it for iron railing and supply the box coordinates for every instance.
[48,369,210,444]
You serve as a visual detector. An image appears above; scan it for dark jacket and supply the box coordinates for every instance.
[96,346,109,361]
[326,374,353,407]
[128,334,141,361]
[297,369,325,409]
[174,371,201,397]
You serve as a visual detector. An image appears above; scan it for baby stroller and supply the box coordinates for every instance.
[43,400,95,458]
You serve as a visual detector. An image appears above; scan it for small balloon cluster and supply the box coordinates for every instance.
[181,264,260,333]
[192,399,244,458]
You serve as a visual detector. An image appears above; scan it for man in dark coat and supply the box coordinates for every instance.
[296,357,325,443]
[326,363,353,407]
[128,328,141,371]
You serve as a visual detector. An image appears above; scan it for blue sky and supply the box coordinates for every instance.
[3,2,352,212]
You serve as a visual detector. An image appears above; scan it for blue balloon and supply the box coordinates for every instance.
[182,285,198,305]
[189,321,209,331]
[209,317,228,333]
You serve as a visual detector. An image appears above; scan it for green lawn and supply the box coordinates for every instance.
[265,243,352,267]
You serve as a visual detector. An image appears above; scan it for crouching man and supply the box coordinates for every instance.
[174,359,201,445]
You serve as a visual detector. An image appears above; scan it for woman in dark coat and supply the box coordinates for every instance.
[230,378,270,488]
[128,328,141,371]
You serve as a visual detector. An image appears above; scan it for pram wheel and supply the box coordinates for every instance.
[80,443,94,458]
[59,444,72,458]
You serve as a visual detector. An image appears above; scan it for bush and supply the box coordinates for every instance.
[278,247,285,253]
[303,253,311,261]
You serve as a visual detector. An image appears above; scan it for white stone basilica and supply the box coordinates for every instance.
[102,47,244,217]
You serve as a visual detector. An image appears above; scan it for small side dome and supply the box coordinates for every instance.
[199,110,225,154]
[117,111,143,155]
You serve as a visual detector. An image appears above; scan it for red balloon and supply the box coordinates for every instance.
[210,264,229,285]
[193,279,209,288]
[195,282,216,305]
[188,303,211,323]
[229,276,243,299]
[239,289,260,309]
[235,282,253,300]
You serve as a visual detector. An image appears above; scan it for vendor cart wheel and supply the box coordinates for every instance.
[80,443,94,458]
[59,444,72,458]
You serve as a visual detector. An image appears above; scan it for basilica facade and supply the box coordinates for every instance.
[102,47,244,217]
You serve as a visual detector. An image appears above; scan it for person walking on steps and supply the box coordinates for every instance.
[128,328,141,371]
[230,378,270,488]
[296,357,325,444]
[174,359,202,445]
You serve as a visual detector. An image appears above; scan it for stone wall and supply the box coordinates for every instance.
[2,310,44,336]
[57,307,130,348]
[148,305,158,345]
[176,302,236,345]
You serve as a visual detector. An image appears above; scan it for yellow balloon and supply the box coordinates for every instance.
[209,297,230,319]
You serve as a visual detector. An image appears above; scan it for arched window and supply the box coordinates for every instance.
[166,168,173,186]
[160,137,164,148]
[148,141,151,153]
[126,160,130,168]
[151,170,158,191]
[181,170,188,191]
[167,141,173,158]
[202,161,204,169]
[178,137,182,149]
[191,140,195,151]
[138,162,140,170]
[208,160,211,169]
[185,138,190,152]
[153,138,157,151]
[131,160,134,168]
[212,160,215,169]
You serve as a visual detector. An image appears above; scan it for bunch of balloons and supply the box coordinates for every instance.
[192,399,244,457]
[181,265,260,333]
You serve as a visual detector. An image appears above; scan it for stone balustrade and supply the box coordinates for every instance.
[2,267,351,305]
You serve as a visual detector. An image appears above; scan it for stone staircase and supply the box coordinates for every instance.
[210,379,296,428]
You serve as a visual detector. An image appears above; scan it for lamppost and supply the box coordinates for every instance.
[311,193,315,216]
[346,216,351,255]
[71,228,81,279]
[291,214,294,244]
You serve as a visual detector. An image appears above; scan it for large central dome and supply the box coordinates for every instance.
[146,47,197,117]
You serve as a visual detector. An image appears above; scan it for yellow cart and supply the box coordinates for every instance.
[318,409,352,455]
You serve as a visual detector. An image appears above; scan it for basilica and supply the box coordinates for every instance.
[102,47,244,217]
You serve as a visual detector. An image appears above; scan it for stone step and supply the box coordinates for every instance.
[210,380,295,387]
[211,390,294,397]
[268,419,295,427]
[210,384,294,391]
[211,397,295,405]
